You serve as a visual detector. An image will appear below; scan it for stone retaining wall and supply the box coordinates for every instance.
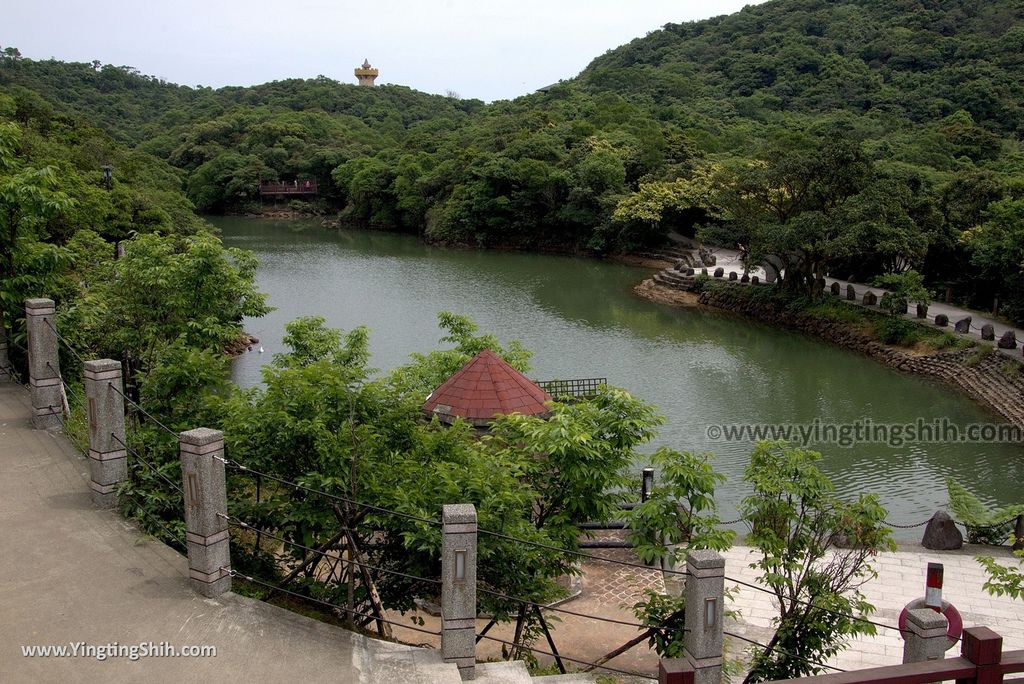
[693,284,1024,429]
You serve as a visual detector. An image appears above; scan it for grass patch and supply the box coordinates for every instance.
[1001,359,1023,377]
[966,345,996,366]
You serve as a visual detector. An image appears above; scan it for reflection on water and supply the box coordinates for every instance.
[218,217,1024,534]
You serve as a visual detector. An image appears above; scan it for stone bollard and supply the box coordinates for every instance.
[935,314,949,327]
[84,360,127,507]
[830,282,841,297]
[998,330,1017,349]
[902,608,949,663]
[442,504,477,680]
[863,291,878,306]
[846,284,856,301]
[683,550,725,684]
[1013,515,1024,552]
[25,298,62,429]
[921,511,962,550]
[981,324,995,341]
[0,320,10,381]
[180,428,231,598]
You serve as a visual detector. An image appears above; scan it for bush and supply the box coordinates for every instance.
[873,317,924,346]
[947,478,1024,545]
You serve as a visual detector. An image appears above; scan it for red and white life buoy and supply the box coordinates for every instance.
[898,598,963,649]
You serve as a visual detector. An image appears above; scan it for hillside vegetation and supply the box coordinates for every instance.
[2,0,1023,321]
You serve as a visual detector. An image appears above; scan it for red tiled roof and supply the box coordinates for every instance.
[423,349,552,426]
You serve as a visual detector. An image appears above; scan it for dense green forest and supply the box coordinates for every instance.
[2,0,1023,323]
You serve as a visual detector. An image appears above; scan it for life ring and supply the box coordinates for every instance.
[898,598,963,649]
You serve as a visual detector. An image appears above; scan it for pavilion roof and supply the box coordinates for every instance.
[422,349,551,427]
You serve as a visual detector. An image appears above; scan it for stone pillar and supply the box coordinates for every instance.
[25,298,61,429]
[180,428,231,598]
[1013,515,1024,552]
[442,503,477,680]
[84,360,127,507]
[683,550,725,684]
[902,608,948,663]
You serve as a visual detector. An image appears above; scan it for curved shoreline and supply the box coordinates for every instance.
[635,279,1024,431]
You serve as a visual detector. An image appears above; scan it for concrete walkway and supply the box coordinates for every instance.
[0,382,460,684]
[677,236,1024,359]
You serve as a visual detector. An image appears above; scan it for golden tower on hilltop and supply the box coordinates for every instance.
[354,59,379,86]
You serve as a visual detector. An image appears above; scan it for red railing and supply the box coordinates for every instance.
[659,628,1024,684]
[258,180,318,195]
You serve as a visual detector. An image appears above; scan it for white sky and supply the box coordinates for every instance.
[4,1,763,102]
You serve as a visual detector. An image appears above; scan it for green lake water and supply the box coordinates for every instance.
[218,217,1023,533]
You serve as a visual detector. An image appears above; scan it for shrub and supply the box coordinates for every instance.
[873,317,924,346]
[947,478,1024,545]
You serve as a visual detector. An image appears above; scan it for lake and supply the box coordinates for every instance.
[218,217,1023,533]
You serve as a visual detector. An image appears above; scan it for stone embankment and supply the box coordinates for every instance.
[637,273,1024,430]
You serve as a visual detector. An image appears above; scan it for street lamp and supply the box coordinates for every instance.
[101,165,113,190]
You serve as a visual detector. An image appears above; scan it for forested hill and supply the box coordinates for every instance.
[579,0,1024,134]
[2,0,1023,322]
[0,57,482,144]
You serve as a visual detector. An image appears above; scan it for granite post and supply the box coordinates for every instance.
[902,608,949,663]
[442,503,477,680]
[180,428,231,597]
[25,298,62,429]
[683,550,725,684]
[84,359,127,507]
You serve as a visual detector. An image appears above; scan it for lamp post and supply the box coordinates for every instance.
[102,165,113,190]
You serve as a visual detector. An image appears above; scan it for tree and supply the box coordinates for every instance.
[0,121,73,334]
[78,231,269,390]
[741,441,895,683]
[977,548,1024,601]
[873,270,929,314]
[625,448,735,660]
[709,138,926,297]
[961,199,1024,320]
[610,167,719,249]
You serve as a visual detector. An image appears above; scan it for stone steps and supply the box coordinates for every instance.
[652,265,699,291]
[475,660,600,683]
[355,637,462,683]
[355,639,601,684]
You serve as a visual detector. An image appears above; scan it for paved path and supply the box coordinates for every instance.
[674,236,1024,359]
[723,544,1024,672]
[0,382,459,684]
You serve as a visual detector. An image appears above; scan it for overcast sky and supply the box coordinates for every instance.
[4,1,763,102]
